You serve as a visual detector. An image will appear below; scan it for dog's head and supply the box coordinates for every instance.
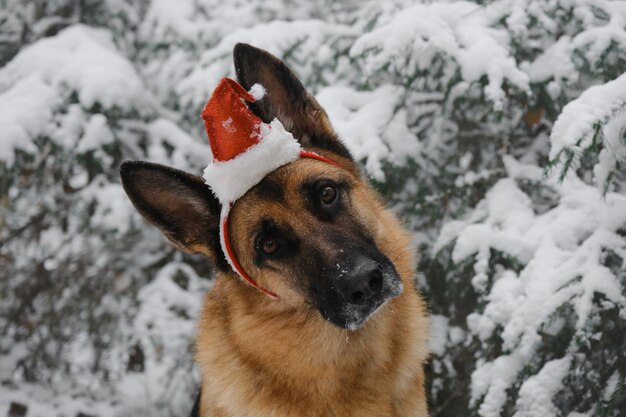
[120,44,404,330]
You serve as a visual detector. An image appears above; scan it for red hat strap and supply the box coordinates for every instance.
[299,150,337,165]
[221,204,278,298]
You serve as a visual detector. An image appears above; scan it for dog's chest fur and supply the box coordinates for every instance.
[197,284,428,417]
[195,214,429,417]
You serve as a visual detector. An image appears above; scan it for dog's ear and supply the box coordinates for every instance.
[234,43,353,162]
[120,161,228,271]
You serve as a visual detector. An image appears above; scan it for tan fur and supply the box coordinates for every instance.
[121,44,429,415]
[195,156,429,417]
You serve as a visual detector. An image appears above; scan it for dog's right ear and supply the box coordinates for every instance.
[120,161,227,271]
[234,43,354,162]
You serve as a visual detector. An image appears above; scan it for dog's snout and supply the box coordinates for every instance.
[313,244,402,329]
[338,259,383,304]
[349,270,383,303]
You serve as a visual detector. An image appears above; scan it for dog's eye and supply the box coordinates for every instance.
[253,221,297,266]
[261,237,280,255]
[320,185,337,205]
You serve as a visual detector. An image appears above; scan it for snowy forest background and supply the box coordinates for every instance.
[1,0,625,416]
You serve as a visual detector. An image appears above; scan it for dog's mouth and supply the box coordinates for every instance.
[315,266,403,331]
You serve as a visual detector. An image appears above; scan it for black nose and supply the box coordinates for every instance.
[338,259,384,304]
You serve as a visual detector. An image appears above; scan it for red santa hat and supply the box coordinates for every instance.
[201,78,335,298]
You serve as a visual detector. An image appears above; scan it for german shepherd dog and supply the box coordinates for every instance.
[120,44,429,417]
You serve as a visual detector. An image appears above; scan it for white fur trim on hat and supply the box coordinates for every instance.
[203,119,301,203]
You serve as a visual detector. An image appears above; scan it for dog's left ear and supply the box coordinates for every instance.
[234,43,353,163]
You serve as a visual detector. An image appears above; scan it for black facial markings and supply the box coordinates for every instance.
[295,243,329,291]
[304,132,354,161]
[251,175,285,202]
[252,218,300,267]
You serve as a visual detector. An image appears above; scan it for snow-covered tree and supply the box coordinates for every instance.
[1,0,624,416]
[0,2,210,415]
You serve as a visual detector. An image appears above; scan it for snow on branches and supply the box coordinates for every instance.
[1,0,625,416]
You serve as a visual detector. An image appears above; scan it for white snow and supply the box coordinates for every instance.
[429,314,450,357]
[2,1,626,416]
[317,85,421,180]
[146,118,212,168]
[79,177,136,235]
[528,36,578,83]
[76,114,115,153]
[0,25,155,114]
[0,383,118,417]
[350,1,530,110]
[513,357,572,417]
[0,75,59,165]
[176,19,355,111]
[249,83,266,101]
[550,72,626,164]
[453,157,626,416]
